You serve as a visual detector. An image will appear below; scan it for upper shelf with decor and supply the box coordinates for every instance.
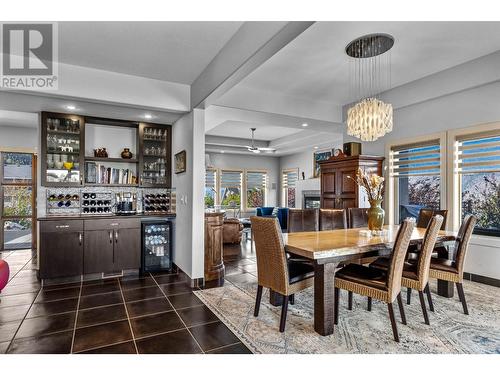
[40,112,172,188]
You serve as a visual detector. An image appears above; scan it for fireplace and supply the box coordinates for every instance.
[303,190,320,209]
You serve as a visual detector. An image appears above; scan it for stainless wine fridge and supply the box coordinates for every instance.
[141,220,173,273]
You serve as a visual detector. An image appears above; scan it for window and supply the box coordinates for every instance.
[456,131,500,236]
[246,171,267,209]
[389,140,441,223]
[204,168,217,208]
[282,169,298,208]
[220,170,242,208]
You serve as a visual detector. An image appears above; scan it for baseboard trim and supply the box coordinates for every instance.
[463,272,500,288]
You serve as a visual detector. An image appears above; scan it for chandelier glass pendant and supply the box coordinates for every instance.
[346,34,394,142]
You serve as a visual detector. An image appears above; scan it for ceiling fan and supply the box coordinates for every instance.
[247,128,276,154]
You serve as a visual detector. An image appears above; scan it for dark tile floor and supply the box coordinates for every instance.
[0,246,254,354]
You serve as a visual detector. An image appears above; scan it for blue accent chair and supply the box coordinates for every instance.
[256,207,289,231]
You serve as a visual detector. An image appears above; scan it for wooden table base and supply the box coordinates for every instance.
[314,262,338,336]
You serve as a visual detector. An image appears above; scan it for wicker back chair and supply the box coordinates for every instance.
[334,218,416,342]
[319,209,347,231]
[371,215,443,325]
[250,216,314,332]
[427,214,476,314]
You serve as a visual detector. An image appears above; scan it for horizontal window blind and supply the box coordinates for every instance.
[246,171,266,190]
[282,170,298,188]
[456,132,500,174]
[205,169,216,189]
[220,170,242,188]
[390,140,441,177]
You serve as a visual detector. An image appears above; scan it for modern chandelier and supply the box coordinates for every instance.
[346,34,394,142]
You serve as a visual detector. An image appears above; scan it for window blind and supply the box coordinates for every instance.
[390,140,441,177]
[220,170,242,188]
[456,131,500,174]
[205,169,216,189]
[282,170,298,188]
[246,171,266,190]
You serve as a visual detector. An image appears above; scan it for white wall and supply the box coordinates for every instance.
[172,110,205,280]
[343,81,500,280]
[207,152,280,209]
[0,125,38,150]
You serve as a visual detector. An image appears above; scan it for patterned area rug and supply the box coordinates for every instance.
[194,275,500,354]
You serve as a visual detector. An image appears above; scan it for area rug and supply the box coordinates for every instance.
[194,275,500,354]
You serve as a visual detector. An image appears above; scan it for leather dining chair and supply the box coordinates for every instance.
[287,208,319,233]
[334,218,416,342]
[251,216,315,332]
[413,215,477,315]
[319,209,347,231]
[417,208,448,230]
[370,215,443,325]
[348,207,368,228]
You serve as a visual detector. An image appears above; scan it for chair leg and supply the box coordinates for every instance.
[348,291,353,310]
[334,287,340,325]
[407,287,412,305]
[396,293,407,325]
[289,294,295,305]
[367,297,372,312]
[418,290,430,325]
[387,303,400,343]
[279,295,289,332]
[424,284,435,312]
[456,282,469,315]
[254,285,263,317]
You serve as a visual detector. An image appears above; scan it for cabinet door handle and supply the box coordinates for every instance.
[55,225,70,229]
[110,223,119,226]
[115,230,118,243]
[109,231,113,243]
[79,232,83,245]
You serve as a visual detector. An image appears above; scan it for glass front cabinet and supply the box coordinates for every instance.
[139,123,171,188]
[42,112,85,187]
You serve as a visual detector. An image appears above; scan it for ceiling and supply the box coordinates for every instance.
[58,22,243,84]
[234,21,500,105]
[207,21,500,156]
[206,120,303,140]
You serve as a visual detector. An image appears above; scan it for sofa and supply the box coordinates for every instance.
[256,207,289,231]
[223,218,244,244]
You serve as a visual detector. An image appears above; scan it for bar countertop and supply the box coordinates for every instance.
[37,213,176,221]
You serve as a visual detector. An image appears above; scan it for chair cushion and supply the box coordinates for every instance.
[370,257,418,280]
[288,260,315,284]
[429,258,458,274]
[336,263,388,291]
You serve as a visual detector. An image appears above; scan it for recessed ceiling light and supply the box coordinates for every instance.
[144,114,153,119]
[314,146,319,149]
[302,123,308,127]
[220,150,225,154]
[66,105,76,111]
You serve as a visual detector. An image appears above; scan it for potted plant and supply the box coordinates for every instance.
[351,168,385,231]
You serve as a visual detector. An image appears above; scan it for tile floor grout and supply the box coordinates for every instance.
[149,272,206,354]
[117,277,140,354]
[69,278,83,354]
[1,248,254,354]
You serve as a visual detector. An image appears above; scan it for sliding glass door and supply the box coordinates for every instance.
[0,152,37,251]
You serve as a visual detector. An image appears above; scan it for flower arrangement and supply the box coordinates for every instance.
[351,168,384,204]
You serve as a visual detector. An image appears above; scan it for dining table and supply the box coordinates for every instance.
[283,224,457,336]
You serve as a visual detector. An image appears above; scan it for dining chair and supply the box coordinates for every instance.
[334,218,416,342]
[287,208,319,233]
[370,215,443,325]
[250,216,315,332]
[412,215,476,315]
[319,209,347,231]
[347,207,368,228]
[417,208,448,230]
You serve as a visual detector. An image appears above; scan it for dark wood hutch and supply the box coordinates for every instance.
[319,155,384,209]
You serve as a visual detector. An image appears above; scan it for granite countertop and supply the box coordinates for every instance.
[38,213,176,221]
